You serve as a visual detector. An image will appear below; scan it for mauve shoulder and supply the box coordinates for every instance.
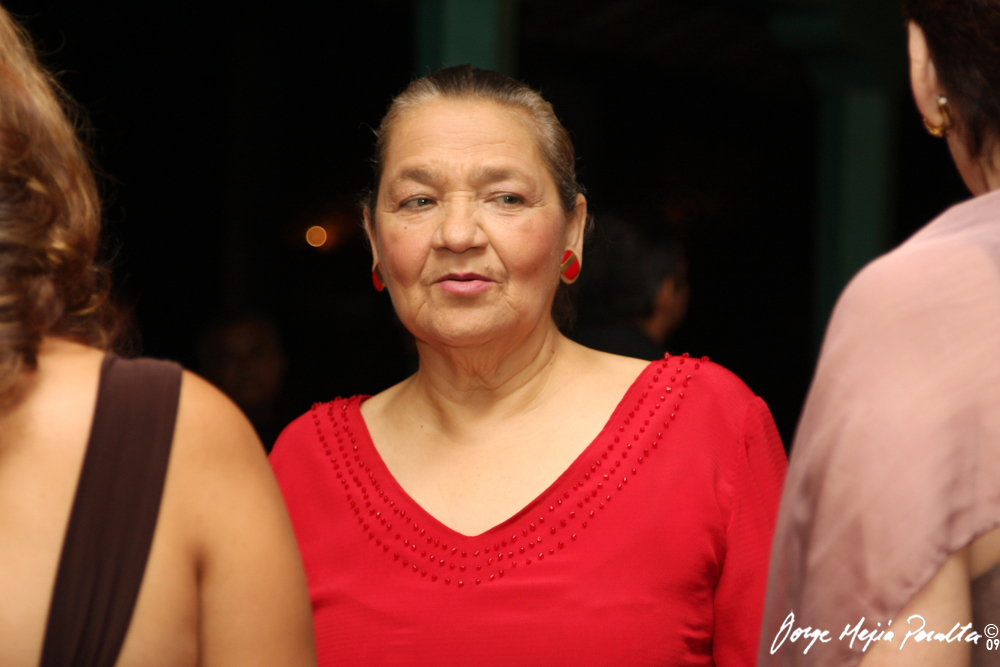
[842,190,1000,306]
[917,187,1000,236]
[828,223,997,349]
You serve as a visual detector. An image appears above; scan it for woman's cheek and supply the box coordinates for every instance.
[507,226,563,283]
[381,224,429,283]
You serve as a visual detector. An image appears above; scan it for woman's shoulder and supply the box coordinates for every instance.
[579,346,652,385]
[577,339,757,398]
[626,350,757,406]
[826,218,1000,366]
[8,339,266,474]
[592,350,784,494]
[174,369,259,449]
[156,371,317,666]
[910,187,1000,246]
[840,191,1000,320]
[663,355,763,436]
[583,345,763,431]
[269,396,360,467]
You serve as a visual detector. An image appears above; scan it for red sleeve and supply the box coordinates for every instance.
[713,396,787,667]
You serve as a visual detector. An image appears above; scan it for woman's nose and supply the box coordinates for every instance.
[433,198,487,252]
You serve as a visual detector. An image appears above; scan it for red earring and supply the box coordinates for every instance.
[372,264,386,292]
[560,250,580,282]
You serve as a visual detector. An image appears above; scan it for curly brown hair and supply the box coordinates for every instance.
[0,6,120,408]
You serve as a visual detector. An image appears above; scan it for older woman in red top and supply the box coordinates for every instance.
[270,65,787,666]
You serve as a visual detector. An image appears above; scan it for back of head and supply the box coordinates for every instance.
[903,0,1000,158]
[0,6,115,407]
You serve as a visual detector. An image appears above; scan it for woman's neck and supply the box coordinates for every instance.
[953,135,1000,195]
[974,146,1000,194]
[401,318,571,435]
[984,155,1000,193]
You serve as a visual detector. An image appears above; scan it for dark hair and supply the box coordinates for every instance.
[0,7,120,407]
[362,64,591,328]
[903,0,1000,158]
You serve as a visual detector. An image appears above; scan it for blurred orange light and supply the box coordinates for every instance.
[305,225,328,247]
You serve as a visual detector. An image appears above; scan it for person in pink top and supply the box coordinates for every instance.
[760,1,1000,665]
[270,64,787,666]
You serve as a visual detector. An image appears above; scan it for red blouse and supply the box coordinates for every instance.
[270,355,786,666]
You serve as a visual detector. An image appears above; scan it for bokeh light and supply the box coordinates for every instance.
[305,225,328,248]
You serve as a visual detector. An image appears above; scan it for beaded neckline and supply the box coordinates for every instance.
[310,352,706,588]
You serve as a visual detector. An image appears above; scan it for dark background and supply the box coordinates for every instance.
[8,0,970,448]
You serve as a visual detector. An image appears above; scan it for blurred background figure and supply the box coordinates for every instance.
[200,313,289,450]
[573,214,689,359]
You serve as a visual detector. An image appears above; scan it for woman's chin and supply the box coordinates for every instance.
[415,316,522,351]
[425,328,500,350]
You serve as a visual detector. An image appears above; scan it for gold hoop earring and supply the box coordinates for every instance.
[922,94,952,138]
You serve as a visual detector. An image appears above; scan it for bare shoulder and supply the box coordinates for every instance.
[173,370,262,457]
[566,340,652,387]
[166,369,284,561]
[0,340,106,667]
[555,342,654,418]
[165,370,316,666]
[164,370,272,527]
[594,348,654,380]
[358,374,410,423]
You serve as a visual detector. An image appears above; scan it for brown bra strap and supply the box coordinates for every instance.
[40,354,182,667]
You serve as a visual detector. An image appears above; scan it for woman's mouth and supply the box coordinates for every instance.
[435,273,494,295]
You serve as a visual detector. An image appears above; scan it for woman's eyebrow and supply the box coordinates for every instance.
[393,167,440,186]
[391,166,530,188]
[469,166,527,186]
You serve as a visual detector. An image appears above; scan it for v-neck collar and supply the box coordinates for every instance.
[313,352,702,586]
[350,359,658,540]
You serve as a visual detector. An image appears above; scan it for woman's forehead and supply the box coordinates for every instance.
[383,99,545,177]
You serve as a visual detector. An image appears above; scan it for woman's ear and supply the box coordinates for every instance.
[908,21,945,127]
[566,193,587,259]
[363,207,380,268]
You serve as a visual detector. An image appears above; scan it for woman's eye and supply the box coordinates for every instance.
[402,197,434,208]
[495,194,523,206]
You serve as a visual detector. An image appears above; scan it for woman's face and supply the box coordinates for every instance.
[367,98,585,349]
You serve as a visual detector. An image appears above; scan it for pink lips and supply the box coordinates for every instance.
[435,272,494,295]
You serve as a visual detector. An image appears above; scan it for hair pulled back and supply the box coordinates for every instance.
[363,64,586,219]
[903,0,1000,158]
[0,7,118,407]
